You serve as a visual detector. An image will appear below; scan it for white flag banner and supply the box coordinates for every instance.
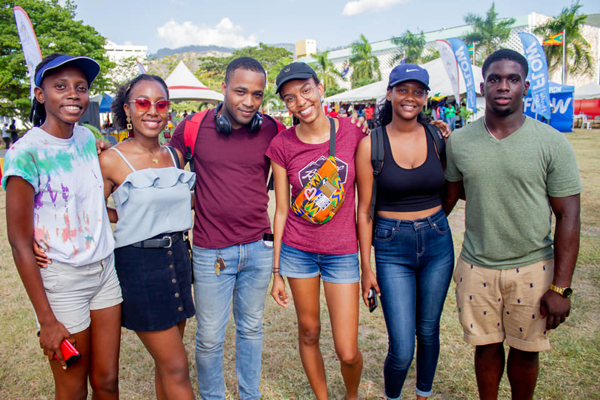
[14,6,42,101]
[137,61,147,75]
[436,40,461,102]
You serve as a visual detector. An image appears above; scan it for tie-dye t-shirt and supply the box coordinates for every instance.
[2,126,114,265]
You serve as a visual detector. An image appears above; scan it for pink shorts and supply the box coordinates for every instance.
[453,257,554,352]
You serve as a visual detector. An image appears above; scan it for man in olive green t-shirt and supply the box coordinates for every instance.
[444,49,581,400]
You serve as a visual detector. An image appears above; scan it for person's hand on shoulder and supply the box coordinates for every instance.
[95,138,112,155]
[350,112,370,134]
[431,120,451,138]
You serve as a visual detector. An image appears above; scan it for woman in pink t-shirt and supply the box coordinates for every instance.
[266,63,366,400]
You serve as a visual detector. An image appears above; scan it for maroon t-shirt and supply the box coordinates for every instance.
[266,118,366,255]
[170,109,279,248]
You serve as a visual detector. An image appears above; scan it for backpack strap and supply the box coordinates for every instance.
[183,109,210,173]
[328,117,336,157]
[423,123,446,165]
[370,126,385,220]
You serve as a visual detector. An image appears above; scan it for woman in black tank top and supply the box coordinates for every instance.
[355,64,456,400]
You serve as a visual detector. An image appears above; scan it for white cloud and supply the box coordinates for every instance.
[342,0,406,16]
[157,18,258,49]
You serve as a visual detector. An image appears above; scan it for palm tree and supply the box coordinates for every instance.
[463,3,515,62]
[533,0,594,80]
[349,34,381,88]
[312,51,343,94]
[390,30,426,66]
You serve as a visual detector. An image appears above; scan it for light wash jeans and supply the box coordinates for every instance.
[193,239,273,400]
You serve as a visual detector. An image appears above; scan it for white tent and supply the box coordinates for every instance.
[574,82,600,100]
[165,61,224,103]
[325,58,484,103]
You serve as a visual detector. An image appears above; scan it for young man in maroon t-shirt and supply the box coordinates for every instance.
[170,57,282,400]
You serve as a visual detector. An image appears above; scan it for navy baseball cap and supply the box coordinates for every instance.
[275,62,318,94]
[388,63,430,91]
[35,55,100,87]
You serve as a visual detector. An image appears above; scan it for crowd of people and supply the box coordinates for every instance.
[3,48,581,400]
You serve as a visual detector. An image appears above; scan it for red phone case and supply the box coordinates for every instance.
[38,331,82,368]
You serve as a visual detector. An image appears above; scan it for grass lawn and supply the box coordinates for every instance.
[0,129,598,399]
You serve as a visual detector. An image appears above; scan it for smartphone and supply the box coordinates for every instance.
[262,233,274,248]
[368,288,378,313]
[38,332,81,368]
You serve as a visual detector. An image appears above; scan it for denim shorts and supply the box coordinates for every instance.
[39,253,122,334]
[279,242,359,283]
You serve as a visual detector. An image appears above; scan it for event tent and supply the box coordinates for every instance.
[91,93,114,113]
[325,58,484,103]
[165,61,224,103]
[574,82,600,100]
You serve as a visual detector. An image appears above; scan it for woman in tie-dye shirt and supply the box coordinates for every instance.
[3,54,122,399]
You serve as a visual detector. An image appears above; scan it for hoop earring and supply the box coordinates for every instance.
[127,116,133,138]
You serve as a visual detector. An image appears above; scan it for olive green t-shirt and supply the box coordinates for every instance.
[445,117,582,269]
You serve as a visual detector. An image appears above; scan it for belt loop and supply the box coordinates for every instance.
[426,213,435,228]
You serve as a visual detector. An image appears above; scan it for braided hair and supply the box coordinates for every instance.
[29,53,66,127]
[111,74,169,130]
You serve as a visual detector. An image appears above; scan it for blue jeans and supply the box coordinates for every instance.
[374,209,454,399]
[193,240,273,400]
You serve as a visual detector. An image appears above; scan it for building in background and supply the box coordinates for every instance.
[104,40,148,84]
[296,39,317,59]
[299,12,600,90]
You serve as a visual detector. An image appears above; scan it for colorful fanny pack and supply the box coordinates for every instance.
[291,118,345,224]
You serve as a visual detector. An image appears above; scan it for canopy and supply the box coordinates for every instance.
[165,61,224,103]
[574,82,600,100]
[90,93,114,113]
[325,57,484,103]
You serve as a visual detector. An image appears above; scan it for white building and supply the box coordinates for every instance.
[300,12,600,90]
[104,40,148,83]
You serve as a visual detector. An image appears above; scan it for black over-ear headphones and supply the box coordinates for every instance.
[214,103,263,135]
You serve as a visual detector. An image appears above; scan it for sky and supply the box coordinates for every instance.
[68,0,600,54]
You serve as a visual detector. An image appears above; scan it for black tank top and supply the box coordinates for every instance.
[376,126,445,212]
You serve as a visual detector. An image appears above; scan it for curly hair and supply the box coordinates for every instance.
[111,74,169,130]
[29,53,67,127]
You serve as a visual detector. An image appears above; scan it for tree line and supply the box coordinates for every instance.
[0,0,594,125]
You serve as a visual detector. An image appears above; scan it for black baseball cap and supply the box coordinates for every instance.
[275,62,318,94]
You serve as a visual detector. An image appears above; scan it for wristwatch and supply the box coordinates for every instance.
[550,284,573,298]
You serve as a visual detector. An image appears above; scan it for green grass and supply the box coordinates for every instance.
[0,129,599,399]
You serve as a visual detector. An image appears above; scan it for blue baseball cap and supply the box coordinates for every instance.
[388,63,430,91]
[35,55,101,87]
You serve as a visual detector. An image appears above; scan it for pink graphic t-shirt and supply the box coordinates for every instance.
[266,118,366,255]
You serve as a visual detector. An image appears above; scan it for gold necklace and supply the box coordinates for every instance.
[131,139,161,165]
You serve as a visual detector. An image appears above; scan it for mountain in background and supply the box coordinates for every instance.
[151,45,234,59]
[151,43,296,59]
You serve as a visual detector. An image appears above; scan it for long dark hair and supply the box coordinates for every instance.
[29,53,66,127]
[111,74,169,130]
[375,97,429,128]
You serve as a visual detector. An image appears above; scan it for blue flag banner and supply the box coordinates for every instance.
[447,38,477,113]
[518,32,551,120]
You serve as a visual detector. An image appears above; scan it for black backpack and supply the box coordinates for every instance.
[370,123,446,220]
